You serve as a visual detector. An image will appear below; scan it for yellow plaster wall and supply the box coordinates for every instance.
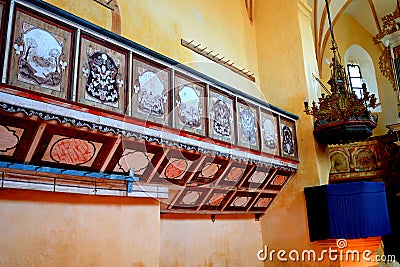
[0,189,160,267]
[44,0,112,30]
[297,1,331,185]
[160,215,263,267]
[321,14,398,135]
[254,0,329,266]
[118,0,263,99]
[46,0,263,99]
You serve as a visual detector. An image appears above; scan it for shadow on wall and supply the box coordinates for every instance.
[0,188,157,205]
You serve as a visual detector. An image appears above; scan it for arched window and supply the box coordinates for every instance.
[344,44,381,112]
[347,63,363,99]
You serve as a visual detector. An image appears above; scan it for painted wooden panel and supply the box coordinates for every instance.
[26,123,117,171]
[153,150,201,186]
[106,139,164,181]
[328,140,384,181]
[260,110,279,155]
[225,191,257,211]
[77,35,127,113]
[237,101,259,150]
[280,117,298,160]
[173,187,210,209]
[353,148,377,171]
[174,75,206,136]
[0,115,39,162]
[8,8,74,98]
[270,174,288,186]
[241,166,272,189]
[113,149,154,176]
[160,158,193,180]
[217,162,251,188]
[265,170,292,191]
[0,125,24,157]
[249,193,276,212]
[200,189,230,210]
[330,150,350,173]
[131,57,170,124]
[41,135,103,167]
[208,88,235,144]
[189,156,228,186]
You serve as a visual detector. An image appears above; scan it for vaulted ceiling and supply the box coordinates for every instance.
[310,0,398,69]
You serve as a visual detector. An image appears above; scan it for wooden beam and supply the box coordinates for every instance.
[100,136,121,172]
[145,147,169,183]
[24,122,46,164]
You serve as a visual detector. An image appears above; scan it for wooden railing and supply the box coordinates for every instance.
[0,0,298,162]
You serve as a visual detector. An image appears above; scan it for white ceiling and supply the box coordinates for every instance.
[314,0,397,37]
[311,0,398,67]
[343,0,397,36]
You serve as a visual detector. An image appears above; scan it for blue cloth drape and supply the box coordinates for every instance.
[305,182,391,241]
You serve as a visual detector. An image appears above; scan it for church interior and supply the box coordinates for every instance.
[0,0,399,266]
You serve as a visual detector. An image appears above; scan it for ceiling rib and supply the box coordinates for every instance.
[317,0,330,70]
[314,0,319,64]
[319,0,352,72]
[368,0,381,33]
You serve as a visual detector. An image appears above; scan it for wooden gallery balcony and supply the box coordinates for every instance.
[0,0,299,215]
